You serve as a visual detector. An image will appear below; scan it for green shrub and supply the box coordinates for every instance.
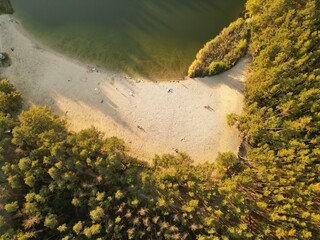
[207,61,227,75]
[188,18,248,78]
[0,79,22,113]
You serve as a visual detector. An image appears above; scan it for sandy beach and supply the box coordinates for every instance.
[0,14,249,163]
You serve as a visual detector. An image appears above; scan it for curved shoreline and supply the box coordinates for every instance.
[0,14,250,163]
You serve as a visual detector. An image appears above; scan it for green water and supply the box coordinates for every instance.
[11,0,245,80]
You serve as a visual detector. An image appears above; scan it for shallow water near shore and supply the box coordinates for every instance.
[11,0,245,80]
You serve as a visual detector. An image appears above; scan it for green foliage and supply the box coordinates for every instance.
[1,0,319,239]
[4,201,19,213]
[188,18,248,77]
[72,221,83,235]
[0,112,16,153]
[0,115,218,239]
[57,224,67,232]
[226,113,239,126]
[12,106,66,151]
[0,79,22,113]
[214,152,245,179]
[223,0,320,238]
[44,214,58,229]
[90,206,104,222]
[208,61,227,75]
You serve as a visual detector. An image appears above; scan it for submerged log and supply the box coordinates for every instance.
[0,0,14,14]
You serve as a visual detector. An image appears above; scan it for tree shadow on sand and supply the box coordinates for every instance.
[195,56,250,94]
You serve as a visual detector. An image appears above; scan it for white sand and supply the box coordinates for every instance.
[0,15,249,164]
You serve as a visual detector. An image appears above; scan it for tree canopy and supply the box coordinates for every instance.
[0,79,22,114]
[0,0,319,239]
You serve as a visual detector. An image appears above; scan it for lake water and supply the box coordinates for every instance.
[11,0,245,80]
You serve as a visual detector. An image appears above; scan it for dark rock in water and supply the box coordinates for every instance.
[0,0,14,14]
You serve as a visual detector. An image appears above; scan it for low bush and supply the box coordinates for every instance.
[188,18,248,78]
[208,61,227,75]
